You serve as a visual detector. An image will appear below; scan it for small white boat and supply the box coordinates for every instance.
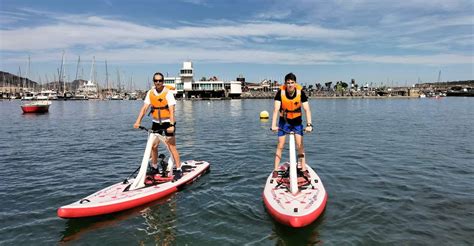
[21,91,36,100]
[37,89,59,100]
[21,100,51,113]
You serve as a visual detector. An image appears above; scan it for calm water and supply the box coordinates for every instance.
[0,98,473,245]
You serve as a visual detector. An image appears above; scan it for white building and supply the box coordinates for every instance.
[163,61,242,99]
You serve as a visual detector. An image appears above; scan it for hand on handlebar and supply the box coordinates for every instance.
[166,125,175,134]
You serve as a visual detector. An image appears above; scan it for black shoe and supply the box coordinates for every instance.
[303,170,310,179]
[147,166,159,175]
[174,169,183,180]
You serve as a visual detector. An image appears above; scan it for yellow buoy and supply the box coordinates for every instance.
[260,110,269,119]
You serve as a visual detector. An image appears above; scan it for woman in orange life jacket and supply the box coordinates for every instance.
[271,73,313,179]
[133,72,182,180]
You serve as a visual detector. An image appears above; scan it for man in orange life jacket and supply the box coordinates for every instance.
[271,73,313,178]
[133,72,182,180]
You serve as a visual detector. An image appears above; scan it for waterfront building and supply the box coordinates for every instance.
[163,61,242,99]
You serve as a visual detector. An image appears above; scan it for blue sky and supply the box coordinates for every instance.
[1,0,473,89]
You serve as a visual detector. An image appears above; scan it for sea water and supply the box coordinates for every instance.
[0,98,472,245]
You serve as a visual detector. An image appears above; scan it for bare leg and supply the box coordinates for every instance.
[295,134,306,171]
[274,136,286,171]
[151,141,160,169]
[166,136,181,169]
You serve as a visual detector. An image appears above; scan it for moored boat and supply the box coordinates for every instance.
[21,91,36,100]
[38,89,59,100]
[21,100,51,113]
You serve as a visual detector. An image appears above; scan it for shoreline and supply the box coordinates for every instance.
[308,95,420,99]
[239,95,422,99]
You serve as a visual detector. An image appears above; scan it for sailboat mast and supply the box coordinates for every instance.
[88,56,94,82]
[18,66,22,91]
[54,72,58,91]
[64,65,68,94]
[45,74,50,90]
[27,55,30,91]
[105,59,109,96]
[59,51,65,95]
[2,73,5,97]
[117,68,121,93]
[75,56,81,81]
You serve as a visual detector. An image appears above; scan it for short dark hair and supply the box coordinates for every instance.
[284,73,296,82]
[153,72,164,79]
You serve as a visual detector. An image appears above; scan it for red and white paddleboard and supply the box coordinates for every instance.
[263,162,327,227]
[57,160,210,219]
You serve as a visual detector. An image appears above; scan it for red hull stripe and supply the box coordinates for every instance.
[263,192,328,228]
[57,187,177,218]
[21,106,49,113]
[57,163,209,218]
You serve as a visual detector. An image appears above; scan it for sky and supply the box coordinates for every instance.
[0,0,473,89]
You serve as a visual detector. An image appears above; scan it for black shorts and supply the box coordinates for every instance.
[151,122,175,136]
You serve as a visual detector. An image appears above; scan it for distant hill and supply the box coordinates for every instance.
[0,71,38,87]
[1,70,87,90]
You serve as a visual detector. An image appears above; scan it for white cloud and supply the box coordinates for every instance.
[0,14,360,52]
[397,34,474,51]
[179,0,209,6]
[6,43,471,67]
[0,10,30,25]
[380,15,473,35]
[1,9,472,68]
[347,53,473,65]
[255,9,292,20]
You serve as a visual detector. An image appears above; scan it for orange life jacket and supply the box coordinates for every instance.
[279,84,303,119]
[148,86,173,122]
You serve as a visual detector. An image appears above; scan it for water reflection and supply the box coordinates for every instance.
[269,209,326,245]
[139,197,177,245]
[229,99,243,117]
[1,98,471,244]
[21,112,51,119]
[59,194,177,245]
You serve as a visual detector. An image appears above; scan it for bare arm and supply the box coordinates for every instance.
[167,105,176,133]
[133,103,150,128]
[271,100,281,131]
[302,101,313,132]
[168,104,175,124]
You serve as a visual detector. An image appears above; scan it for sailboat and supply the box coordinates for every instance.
[76,56,99,99]
[21,56,52,113]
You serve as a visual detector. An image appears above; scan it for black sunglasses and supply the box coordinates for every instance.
[153,79,164,83]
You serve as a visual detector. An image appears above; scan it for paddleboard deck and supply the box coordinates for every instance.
[263,163,327,227]
[58,160,210,219]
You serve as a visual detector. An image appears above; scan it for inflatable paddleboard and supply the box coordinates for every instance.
[263,162,327,227]
[58,160,210,219]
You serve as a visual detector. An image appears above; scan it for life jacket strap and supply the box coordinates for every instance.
[152,105,169,110]
[280,108,301,113]
[148,105,169,115]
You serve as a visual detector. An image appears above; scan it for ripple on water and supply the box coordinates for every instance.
[0,99,473,244]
